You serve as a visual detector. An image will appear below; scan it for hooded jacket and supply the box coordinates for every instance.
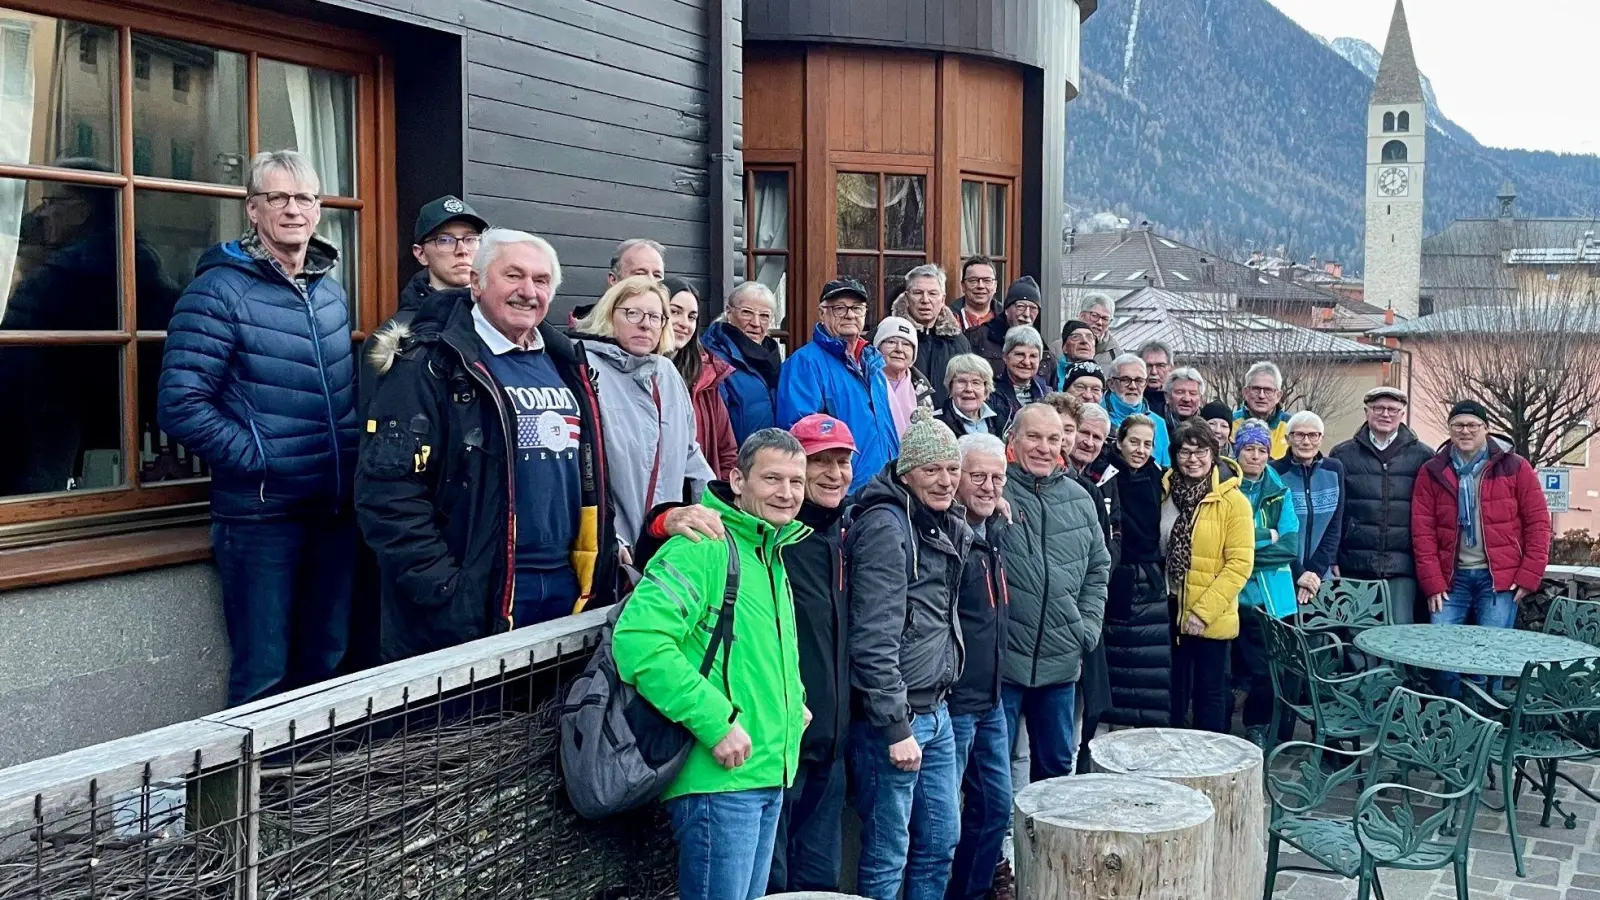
[359,270,436,415]
[891,293,971,408]
[949,513,1011,717]
[1238,465,1301,619]
[355,289,615,662]
[1328,425,1434,580]
[966,313,1056,387]
[158,236,357,521]
[612,484,810,801]
[846,470,973,743]
[987,374,1050,436]
[777,324,900,492]
[999,462,1112,688]
[578,338,715,548]
[1412,442,1551,597]
[701,321,782,444]
[1162,460,1255,641]
[1271,453,1345,580]
[689,350,739,481]
[936,396,1003,438]
[1232,407,1291,459]
[1101,447,1171,727]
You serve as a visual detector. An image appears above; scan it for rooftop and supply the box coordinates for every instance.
[1371,0,1424,105]
[1112,286,1393,362]
[1371,303,1600,337]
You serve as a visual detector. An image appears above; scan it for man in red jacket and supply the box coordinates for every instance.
[1412,400,1551,693]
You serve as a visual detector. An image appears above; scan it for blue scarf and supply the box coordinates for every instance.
[1450,447,1489,547]
[1106,392,1171,467]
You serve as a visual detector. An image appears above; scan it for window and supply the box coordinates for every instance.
[836,171,926,320]
[1397,111,1410,131]
[134,49,150,81]
[1382,111,1395,132]
[743,167,791,334]
[960,178,1010,284]
[1560,422,1591,468]
[1381,139,1408,162]
[0,2,390,544]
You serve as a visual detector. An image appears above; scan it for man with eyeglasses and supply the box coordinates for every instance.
[955,256,999,330]
[777,278,899,491]
[358,196,489,414]
[1231,360,1291,459]
[1329,387,1435,624]
[1412,400,1550,696]
[159,150,358,705]
[1138,341,1174,417]
[889,264,970,408]
[966,275,1055,383]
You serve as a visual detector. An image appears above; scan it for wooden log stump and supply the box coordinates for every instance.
[766,894,870,899]
[1090,728,1265,900]
[1012,774,1214,900]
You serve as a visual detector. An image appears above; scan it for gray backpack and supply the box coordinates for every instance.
[559,537,741,819]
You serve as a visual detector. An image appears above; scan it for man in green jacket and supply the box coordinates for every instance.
[613,429,813,900]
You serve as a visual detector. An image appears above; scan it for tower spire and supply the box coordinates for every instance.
[1372,0,1423,105]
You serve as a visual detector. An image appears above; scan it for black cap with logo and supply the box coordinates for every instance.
[820,277,870,304]
[413,195,489,244]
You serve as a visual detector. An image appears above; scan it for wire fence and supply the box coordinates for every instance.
[0,612,676,900]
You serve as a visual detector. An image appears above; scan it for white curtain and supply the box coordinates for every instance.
[960,181,982,258]
[0,23,35,317]
[752,172,789,328]
[284,64,347,286]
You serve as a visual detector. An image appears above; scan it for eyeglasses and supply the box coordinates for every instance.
[426,234,481,251]
[1246,385,1279,395]
[1010,302,1040,315]
[965,471,1007,488]
[1177,447,1212,460]
[1110,376,1144,387]
[250,191,321,210]
[1449,421,1487,433]
[618,306,666,328]
[823,303,868,317]
[730,306,774,324]
[963,276,997,286]
[1368,405,1405,416]
[1289,431,1323,440]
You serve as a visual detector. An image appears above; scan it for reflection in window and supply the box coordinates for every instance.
[134,50,151,82]
[318,206,358,316]
[133,189,242,329]
[133,136,153,175]
[77,30,97,68]
[0,344,123,496]
[745,168,789,330]
[1,27,28,97]
[836,172,927,320]
[171,63,189,94]
[0,177,127,331]
[258,58,355,197]
[0,15,118,172]
[133,35,246,184]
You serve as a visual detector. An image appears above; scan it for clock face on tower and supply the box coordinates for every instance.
[1378,166,1409,198]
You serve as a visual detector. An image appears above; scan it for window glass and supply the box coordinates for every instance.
[257,59,355,196]
[317,206,358,315]
[960,181,981,257]
[987,183,1006,255]
[751,255,786,330]
[883,256,926,310]
[0,343,123,496]
[136,340,208,484]
[134,189,243,330]
[132,35,247,185]
[0,13,118,172]
[0,177,122,330]
[751,170,788,250]
[836,173,878,251]
[835,254,877,306]
[883,175,925,251]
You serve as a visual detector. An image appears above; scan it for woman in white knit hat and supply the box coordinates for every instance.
[875,314,933,438]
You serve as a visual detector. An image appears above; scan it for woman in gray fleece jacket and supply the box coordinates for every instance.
[572,276,714,551]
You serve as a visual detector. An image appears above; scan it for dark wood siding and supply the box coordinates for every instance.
[745,0,1069,69]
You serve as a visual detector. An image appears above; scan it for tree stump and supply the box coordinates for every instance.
[766,894,870,899]
[1012,774,1214,900]
[1090,728,1265,900]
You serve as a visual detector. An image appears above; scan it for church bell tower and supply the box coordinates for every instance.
[1364,0,1427,319]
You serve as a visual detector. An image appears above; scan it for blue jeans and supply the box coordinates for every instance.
[950,705,1013,900]
[212,513,356,706]
[1001,681,1078,781]
[512,566,581,627]
[851,706,961,900]
[668,788,784,900]
[1431,567,1518,696]
[769,757,846,893]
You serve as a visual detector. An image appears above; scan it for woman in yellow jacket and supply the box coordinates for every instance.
[1161,421,1255,733]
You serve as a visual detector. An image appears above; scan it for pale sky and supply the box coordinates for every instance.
[1265,0,1600,156]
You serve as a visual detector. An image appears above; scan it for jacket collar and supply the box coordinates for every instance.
[810,323,874,372]
[703,482,811,552]
[471,302,545,354]
[892,294,964,338]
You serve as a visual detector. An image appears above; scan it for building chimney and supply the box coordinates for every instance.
[1066,227,1077,253]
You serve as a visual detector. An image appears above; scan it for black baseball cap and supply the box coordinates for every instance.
[820,277,870,304]
[413,195,488,244]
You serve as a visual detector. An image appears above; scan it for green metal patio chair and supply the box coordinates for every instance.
[1264,688,1502,900]
[1297,577,1389,673]
[1545,596,1600,646]
[1466,655,1600,876]
[1260,608,1402,750]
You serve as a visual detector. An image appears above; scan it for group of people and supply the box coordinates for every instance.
[157,150,1554,900]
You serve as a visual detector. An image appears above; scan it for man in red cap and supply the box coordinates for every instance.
[769,414,857,893]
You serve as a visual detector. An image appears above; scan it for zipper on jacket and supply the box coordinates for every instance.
[573,350,610,608]
[1029,481,1052,686]
[758,542,792,785]
[300,284,344,510]
[249,419,268,503]
[463,354,518,629]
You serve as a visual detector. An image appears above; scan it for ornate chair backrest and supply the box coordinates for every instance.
[1297,577,1388,635]
[1546,597,1600,647]
[1506,656,1600,751]
[1261,610,1344,723]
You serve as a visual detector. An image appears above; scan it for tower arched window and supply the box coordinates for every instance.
[1381,139,1408,162]
[1382,111,1395,132]
[1397,111,1410,131]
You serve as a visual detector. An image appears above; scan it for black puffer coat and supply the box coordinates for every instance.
[1099,447,1172,727]
[1329,424,1434,579]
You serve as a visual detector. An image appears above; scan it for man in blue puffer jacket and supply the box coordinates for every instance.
[777,277,900,491]
[158,150,359,707]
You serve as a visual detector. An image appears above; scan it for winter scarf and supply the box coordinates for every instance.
[1451,447,1489,548]
[1167,470,1212,584]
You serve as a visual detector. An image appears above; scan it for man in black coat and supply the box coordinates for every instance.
[966,275,1055,384]
[891,264,970,407]
[1329,386,1435,624]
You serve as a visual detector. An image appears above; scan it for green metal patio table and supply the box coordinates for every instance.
[1353,624,1597,678]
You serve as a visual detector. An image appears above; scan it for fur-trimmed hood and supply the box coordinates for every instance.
[891,293,964,338]
[367,318,413,377]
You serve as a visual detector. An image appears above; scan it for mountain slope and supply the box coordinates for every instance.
[1065,0,1600,273]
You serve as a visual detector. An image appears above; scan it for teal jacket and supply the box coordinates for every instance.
[1237,466,1300,619]
[612,485,811,800]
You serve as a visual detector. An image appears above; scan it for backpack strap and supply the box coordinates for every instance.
[697,534,741,703]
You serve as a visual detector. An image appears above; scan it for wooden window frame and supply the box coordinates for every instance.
[742,163,795,340]
[959,173,1015,287]
[832,165,933,322]
[0,0,396,548]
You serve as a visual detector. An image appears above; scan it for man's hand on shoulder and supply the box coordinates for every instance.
[664,505,726,542]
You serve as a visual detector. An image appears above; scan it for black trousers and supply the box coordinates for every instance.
[1172,636,1230,733]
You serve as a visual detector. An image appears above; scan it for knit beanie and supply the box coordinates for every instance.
[874,316,918,350]
[1234,419,1273,455]
[1061,318,1094,345]
[1002,276,1042,309]
[1448,399,1490,424]
[896,407,960,476]
[1060,361,1106,391]
[1200,400,1233,422]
